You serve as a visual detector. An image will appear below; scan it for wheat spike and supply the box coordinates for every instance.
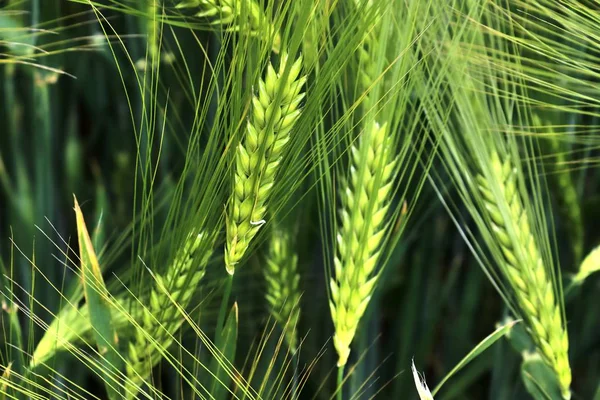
[125,232,213,398]
[357,26,381,110]
[329,0,394,368]
[330,121,397,367]
[264,226,301,351]
[546,135,583,264]
[476,151,571,399]
[225,54,305,274]
[176,0,281,52]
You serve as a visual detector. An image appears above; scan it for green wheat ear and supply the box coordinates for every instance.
[176,0,281,53]
[264,226,301,351]
[476,151,571,399]
[330,121,397,367]
[225,54,305,275]
[541,123,583,264]
[125,232,213,398]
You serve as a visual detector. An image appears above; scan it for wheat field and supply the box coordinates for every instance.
[0,1,599,399]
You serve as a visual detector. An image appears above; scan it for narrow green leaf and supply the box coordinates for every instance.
[209,302,239,400]
[522,353,562,400]
[92,180,109,253]
[432,320,519,395]
[504,316,535,355]
[504,317,565,400]
[572,245,600,286]
[74,196,123,399]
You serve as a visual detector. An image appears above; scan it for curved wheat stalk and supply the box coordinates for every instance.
[545,133,583,264]
[476,151,571,399]
[225,54,305,274]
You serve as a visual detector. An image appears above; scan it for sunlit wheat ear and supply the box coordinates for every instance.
[176,0,281,53]
[476,151,571,399]
[125,232,213,398]
[264,226,301,351]
[225,54,305,275]
[330,121,397,367]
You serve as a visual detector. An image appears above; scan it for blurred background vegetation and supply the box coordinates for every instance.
[1,0,600,399]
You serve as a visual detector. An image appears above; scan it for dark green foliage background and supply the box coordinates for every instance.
[0,1,599,399]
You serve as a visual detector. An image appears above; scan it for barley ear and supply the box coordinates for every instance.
[125,232,212,398]
[476,151,571,399]
[175,0,281,53]
[546,138,582,264]
[330,121,397,367]
[225,54,305,275]
[264,226,301,351]
[534,115,583,264]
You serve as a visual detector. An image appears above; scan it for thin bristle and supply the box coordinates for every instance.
[264,226,301,351]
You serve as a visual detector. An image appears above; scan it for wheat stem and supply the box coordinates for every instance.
[215,273,234,342]
[224,54,305,274]
[476,151,571,399]
[336,365,344,400]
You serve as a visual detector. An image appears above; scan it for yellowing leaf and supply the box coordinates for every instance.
[74,196,123,399]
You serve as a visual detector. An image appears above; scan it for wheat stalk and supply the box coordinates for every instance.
[476,151,571,399]
[176,0,281,53]
[224,54,305,274]
[264,225,301,351]
[125,232,213,398]
[147,0,160,62]
[330,121,397,367]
